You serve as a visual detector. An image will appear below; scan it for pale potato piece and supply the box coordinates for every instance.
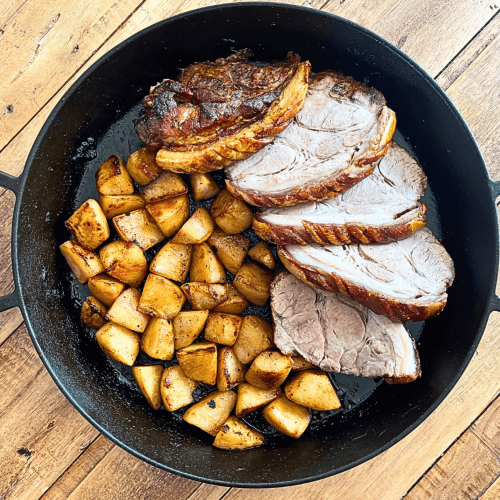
[137,274,186,319]
[88,273,126,307]
[150,242,192,283]
[65,199,110,250]
[95,322,140,366]
[233,315,274,365]
[262,394,311,438]
[171,207,214,244]
[213,283,249,315]
[161,365,199,412]
[113,209,165,251]
[205,312,243,346]
[176,341,218,385]
[213,416,264,450]
[183,390,237,436]
[80,295,108,330]
[98,194,146,219]
[99,240,147,287]
[210,189,253,234]
[60,240,105,284]
[291,355,316,371]
[235,383,281,417]
[126,147,162,185]
[140,318,175,360]
[96,155,134,195]
[248,241,275,269]
[217,347,247,392]
[173,310,209,350]
[140,171,188,203]
[146,194,189,238]
[245,351,292,390]
[105,288,150,333]
[190,243,226,283]
[180,283,228,310]
[131,365,163,410]
[190,172,220,201]
[207,228,249,275]
[233,262,273,306]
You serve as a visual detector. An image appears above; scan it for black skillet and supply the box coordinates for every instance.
[1,2,499,488]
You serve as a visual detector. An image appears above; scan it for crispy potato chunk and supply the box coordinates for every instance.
[291,355,316,371]
[262,394,311,438]
[207,228,249,275]
[172,207,214,244]
[131,365,163,410]
[233,315,274,364]
[150,242,192,283]
[235,383,281,417]
[248,241,275,269]
[65,199,110,250]
[96,155,134,195]
[210,189,253,234]
[140,171,188,203]
[88,273,126,307]
[176,341,218,385]
[190,173,221,201]
[161,365,199,412]
[181,283,228,310]
[95,322,140,366]
[105,288,150,333]
[146,194,189,238]
[213,416,264,450]
[60,240,105,284]
[173,310,209,350]
[217,347,247,392]
[213,283,249,315]
[205,312,243,346]
[126,147,162,185]
[99,241,147,287]
[98,194,146,219]
[80,295,108,329]
[245,351,292,390]
[113,209,165,251]
[137,274,185,319]
[140,318,175,360]
[233,262,273,306]
[183,390,237,436]
[190,243,226,283]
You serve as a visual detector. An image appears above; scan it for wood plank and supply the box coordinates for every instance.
[186,484,229,500]
[481,476,500,500]
[472,395,500,457]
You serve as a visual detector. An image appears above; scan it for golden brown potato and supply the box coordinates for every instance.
[161,365,199,412]
[171,207,214,244]
[262,394,311,438]
[96,155,134,195]
[291,355,316,371]
[207,228,249,275]
[126,147,162,185]
[213,283,249,315]
[65,199,110,250]
[60,240,105,284]
[205,312,243,346]
[113,209,165,251]
[233,315,274,365]
[180,283,228,310]
[176,341,218,385]
[217,347,247,392]
[189,243,226,283]
[99,240,147,287]
[235,383,281,417]
[245,351,292,390]
[140,171,188,203]
[80,295,108,329]
[145,194,189,238]
[248,241,275,269]
[98,194,146,219]
[149,242,192,283]
[183,390,237,436]
[189,172,220,201]
[210,189,253,234]
[173,310,209,350]
[137,274,186,319]
[105,288,150,333]
[233,262,273,306]
[213,416,264,450]
[88,273,126,307]
[131,365,163,410]
[140,318,175,360]
[95,322,140,366]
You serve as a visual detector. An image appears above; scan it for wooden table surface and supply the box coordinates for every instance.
[2,0,500,498]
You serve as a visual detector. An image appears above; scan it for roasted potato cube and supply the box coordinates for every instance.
[65,199,110,250]
[137,274,185,319]
[140,318,175,360]
[105,288,150,333]
[233,262,273,306]
[161,365,199,412]
[213,283,249,315]
[99,241,147,287]
[213,416,264,450]
[146,194,189,238]
[205,312,243,346]
[173,310,209,350]
[210,189,253,234]
[248,241,275,269]
[245,351,292,390]
[140,171,188,203]
[176,341,218,385]
[207,228,249,275]
[183,390,237,436]
[150,242,192,283]
[262,394,311,438]
[171,207,214,244]
[126,147,162,185]
[131,365,163,410]
[235,383,281,417]
[60,240,105,284]
[233,315,274,364]
[96,155,134,195]
[98,194,146,219]
[181,283,228,310]
[217,347,247,392]
[88,273,126,307]
[190,172,220,201]
[190,243,226,283]
[291,355,316,371]
[113,209,165,251]
[95,322,140,366]
[80,295,108,329]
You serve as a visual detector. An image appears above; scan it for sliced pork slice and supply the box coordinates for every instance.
[278,228,455,322]
[271,271,421,383]
[253,142,427,245]
[225,71,396,207]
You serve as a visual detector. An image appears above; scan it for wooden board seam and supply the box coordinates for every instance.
[0,321,24,351]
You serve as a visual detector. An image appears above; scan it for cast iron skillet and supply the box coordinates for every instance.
[1,3,499,488]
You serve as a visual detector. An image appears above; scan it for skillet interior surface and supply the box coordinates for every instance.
[14,3,498,487]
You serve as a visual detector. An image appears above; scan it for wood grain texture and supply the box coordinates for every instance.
[472,395,500,458]
[186,484,229,500]
[481,476,500,500]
